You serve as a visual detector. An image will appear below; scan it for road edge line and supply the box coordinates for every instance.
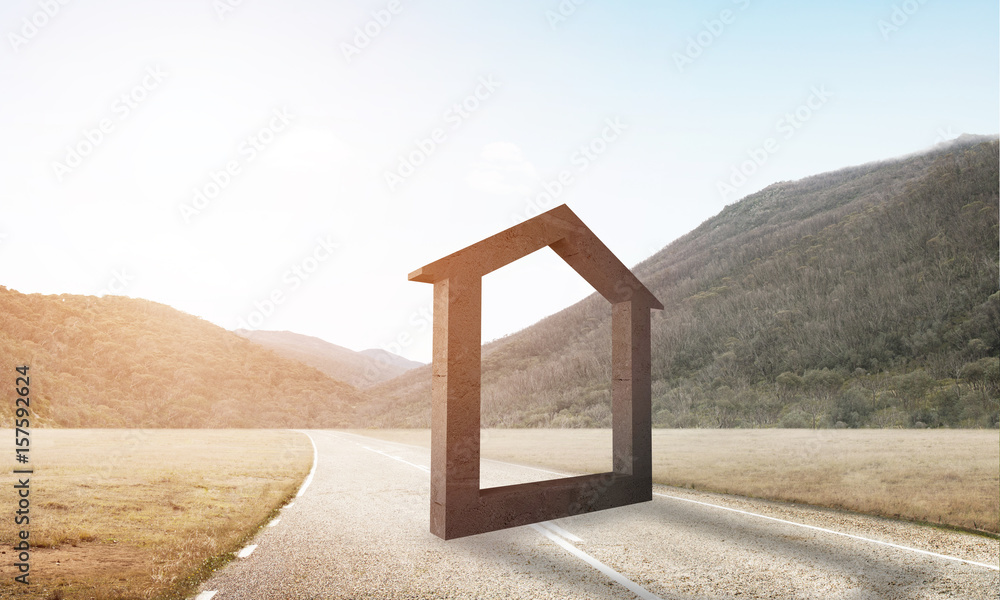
[294,430,319,498]
[653,492,999,571]
[530,524,663,600]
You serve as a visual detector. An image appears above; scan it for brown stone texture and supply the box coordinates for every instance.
[409,204,662,539]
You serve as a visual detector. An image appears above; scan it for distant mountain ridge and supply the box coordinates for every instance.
[1,138,995,431]
[235,329,422,388]
[0,291,363,428]
[360,348,425,371]
[361,136,1000,429]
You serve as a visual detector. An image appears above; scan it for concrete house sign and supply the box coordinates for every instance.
[409,204,663,539]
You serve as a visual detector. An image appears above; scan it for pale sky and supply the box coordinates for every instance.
[1,0,997,363]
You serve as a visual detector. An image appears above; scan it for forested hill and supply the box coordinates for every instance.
[362,136,1000,429]
[0,290,363,428]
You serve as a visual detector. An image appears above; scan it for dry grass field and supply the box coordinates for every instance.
[0,428,993,599]
[357,428,1000,535]
[0,429,312,600]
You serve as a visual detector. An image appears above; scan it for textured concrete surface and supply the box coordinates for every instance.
[193,430,1000,599]
[409,204,662,539]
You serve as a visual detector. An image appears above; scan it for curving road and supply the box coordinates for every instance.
[192,430,999,599]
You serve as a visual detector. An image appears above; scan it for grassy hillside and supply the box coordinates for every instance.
[0,290,363,428]
[235,329,423,388]
[363,137,1000,429]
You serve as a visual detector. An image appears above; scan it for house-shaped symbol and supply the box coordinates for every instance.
[409,204,663,539]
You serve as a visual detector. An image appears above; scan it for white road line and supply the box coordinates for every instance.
[325,430,430,473]
[331,430,415,448]
[539,521,584,543]
[294,431,319,498]
[333,433,572,479]
[206,436,310,598]
[361,445,431,473]
[334,431,568,479]
[285,502,295,509]
[482,457,567,478]
[333,433,656,598]
[334,432,998,573]
[476,449,1000,573]
[653,492,1000,571]
[530,524,663,600]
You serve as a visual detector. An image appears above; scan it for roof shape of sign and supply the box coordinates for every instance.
[409,204,663,310]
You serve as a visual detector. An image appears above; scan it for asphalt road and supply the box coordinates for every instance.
[193,430,999,599]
